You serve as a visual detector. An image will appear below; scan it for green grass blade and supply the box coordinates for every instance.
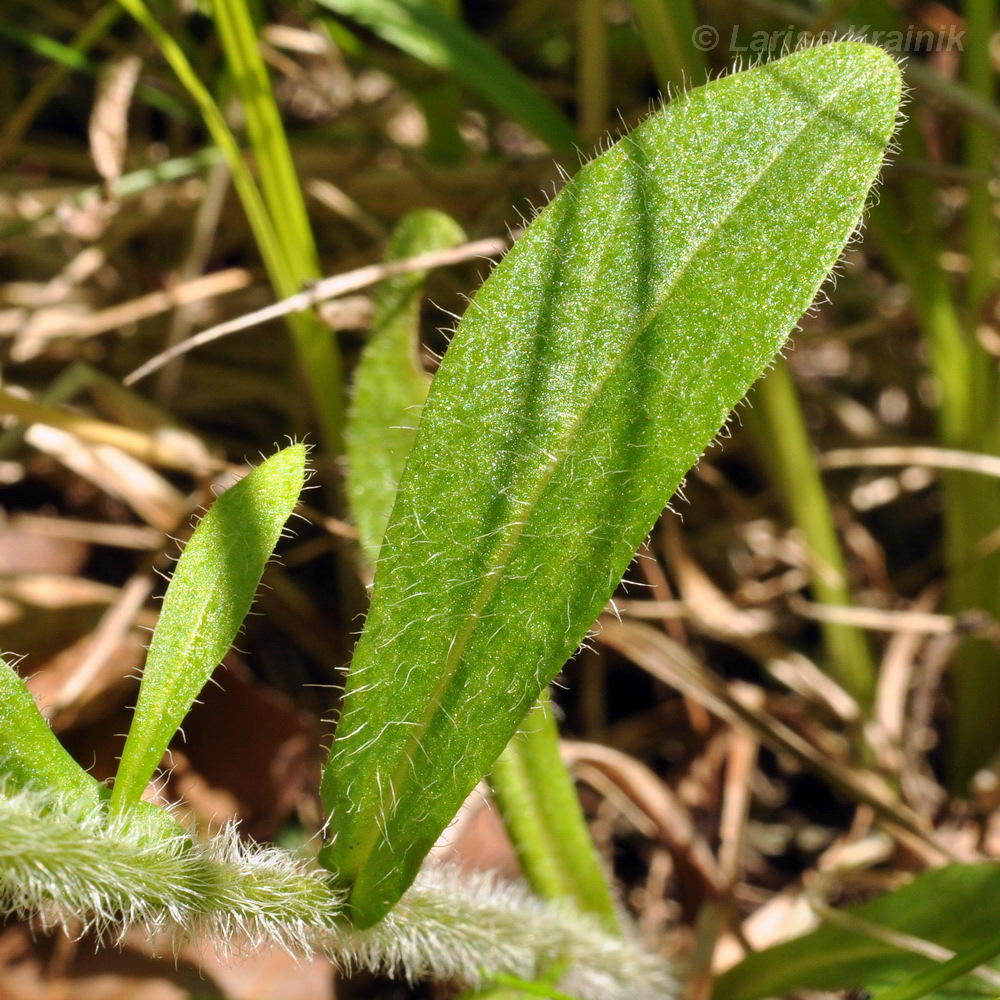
[320,42,901,927]
[115,0,286,297]
[875,181,1000,782]
[628,0,703,92]
[960,0,996,311]
[211,0,345,452]
[0,656,105,803]
[746,362,875,706]
[0,18,96,71]
[874,933,1000,1000]
[315,0,577,151]
[346,208,465,563]
[0,5,121,167]
[715,863,1000,1000]
[110,445,307,814]
[0,13,186,119]
[211,0,317,269]
[0,148,224,240]
[949,0,1000,785]
[116,0,343,451]
[852,0,1000,780]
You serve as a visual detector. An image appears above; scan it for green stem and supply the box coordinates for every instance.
[870,136,1000,786]
[629,0,702,92]
[116,0,284,286]
[488,694,620,935]
[962,0,996,312]
[576,0,609,144]
[946,0,1000,785]
[484,974,581,1000]
[211,0,345,453]
[746,362,876,709]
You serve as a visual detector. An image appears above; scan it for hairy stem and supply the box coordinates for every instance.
[0,784,673,1000]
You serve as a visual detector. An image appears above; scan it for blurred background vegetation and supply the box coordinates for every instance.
[2,1,1000,998]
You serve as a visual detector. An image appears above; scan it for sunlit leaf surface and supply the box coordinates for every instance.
[320,42,902,927]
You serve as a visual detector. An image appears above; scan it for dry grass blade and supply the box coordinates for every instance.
[11,268,252,361]
[662,522,859,721]
[24,425,189,531]
[124,237,509,385]
[45,570,156,716]
[4,513,163,549]
[0,386,220,473]
[788,596,961,635]
[822,445,1000,479]
[595,618,953,861]
[562,740,727,897]
[89,54,142,188]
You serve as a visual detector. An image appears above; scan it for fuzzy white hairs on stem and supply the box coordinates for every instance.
[0,783,676,1000]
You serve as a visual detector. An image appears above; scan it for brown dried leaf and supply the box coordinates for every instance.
[428,782,521,880]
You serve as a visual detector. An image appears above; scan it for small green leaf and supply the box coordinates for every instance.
[346,208,466,563]
[0,655,104,803]
[315,0,577,151]
[320,42,902,927]
[111,444,307,814]
[714,864,1000,1000]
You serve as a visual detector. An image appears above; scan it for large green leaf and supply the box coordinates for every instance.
[110,444,307,813]
[320,42,902,927]
[346,209,466,563]
[715,864,1000,1000]
[315,0,577,151]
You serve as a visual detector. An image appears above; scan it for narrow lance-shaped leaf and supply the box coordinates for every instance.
[111,444,307,814]
[320,42,902,927]
[347,208,466,563]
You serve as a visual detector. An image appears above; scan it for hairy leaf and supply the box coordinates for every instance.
[111,444,307,813]
[320,42,902,927]
[347,209,466,563]
[0,655,104,802]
